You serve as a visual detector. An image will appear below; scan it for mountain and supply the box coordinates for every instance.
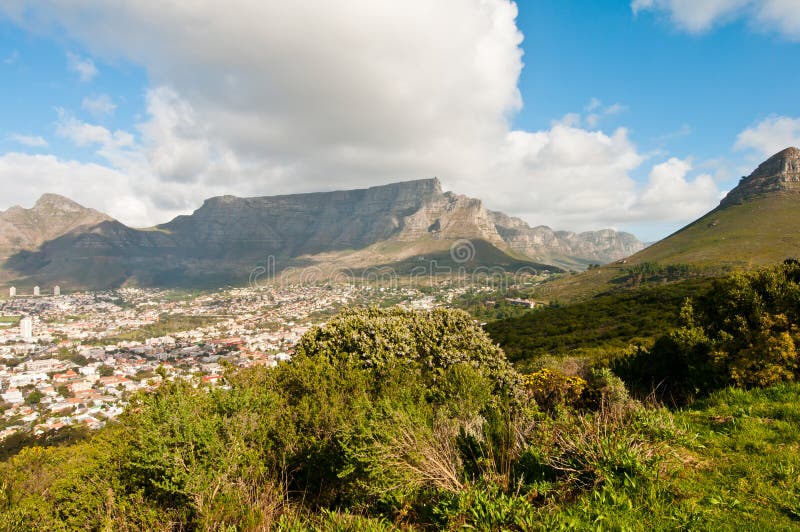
[0,179,644,289]
[626,146,800,268]
[534,147,800,302]
[0,194,111,259]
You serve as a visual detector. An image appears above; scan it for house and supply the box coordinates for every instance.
[1,388,24,404]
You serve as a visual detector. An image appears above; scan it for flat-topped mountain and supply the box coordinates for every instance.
[0,179,644,289]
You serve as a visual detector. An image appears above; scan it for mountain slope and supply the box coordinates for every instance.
[627,147,800,268]
[533,147,800,302]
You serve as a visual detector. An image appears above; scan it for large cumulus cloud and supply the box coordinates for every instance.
[0,1,722,233]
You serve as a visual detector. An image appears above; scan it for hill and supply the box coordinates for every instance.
[531,147,800,303]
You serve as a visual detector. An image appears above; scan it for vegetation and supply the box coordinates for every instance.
[615,260,800,403]
[449,289,537,322]
[99,314,223,344]
[3,263,800,529]
[486,278,711,365]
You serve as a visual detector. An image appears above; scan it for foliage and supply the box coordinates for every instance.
[523,368,586,412]
[4,300,800,529]
[99,313,222,344]
[616,260,800,402]
[296,306,523,397]
[23,390,43,405]
[449,288,535,322]
[486,278,710,363]
[617,261,703,286]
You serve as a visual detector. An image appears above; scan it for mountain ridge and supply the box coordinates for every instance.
[0,179,645,289]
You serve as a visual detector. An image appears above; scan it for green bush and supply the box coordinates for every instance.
[296,306,523,397]
[615,261,800,402]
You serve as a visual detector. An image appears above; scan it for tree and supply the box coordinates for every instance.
[25,390,44,405]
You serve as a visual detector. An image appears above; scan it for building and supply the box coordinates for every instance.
[1,388,24,404]
[19,316,33,341]
[9,286,15,297]
[33,286,40,296]
[53,286,61,296]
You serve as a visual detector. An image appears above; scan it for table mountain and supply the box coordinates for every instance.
[0,179,644,289]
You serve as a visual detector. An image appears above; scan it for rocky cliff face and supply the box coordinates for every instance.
[1,180,646,288]
[154,179,640,264]
[161,179,443,257]
[490,212,644,265]
[721,147,800,206]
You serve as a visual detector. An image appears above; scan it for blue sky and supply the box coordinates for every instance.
[0,1,798,241]
[515,1,800,172]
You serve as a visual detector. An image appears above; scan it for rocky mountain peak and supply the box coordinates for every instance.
[0,194,112,255]
[721,147,800,206]
[33,193,88,214]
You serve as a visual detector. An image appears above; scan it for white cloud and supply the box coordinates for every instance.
[632,157,720,221]
[7,134,48,147]
[735,115,800,157]
[632,0,800,39]
[81,94,116,117]
[0,152,151,225]
[0,1,721,235]
[756,0,800,39]
[66,51,97,82]
[56,110,134,150]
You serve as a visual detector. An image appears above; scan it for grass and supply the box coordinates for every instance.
[0,315,20,326]
[527,192,800,304]
[629,192,800,267]
[546,383,800,530]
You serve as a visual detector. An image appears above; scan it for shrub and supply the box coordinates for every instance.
[523,368,586,412]
[616,261,800,401]
[295,306,523,398]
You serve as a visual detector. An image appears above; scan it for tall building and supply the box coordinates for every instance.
[33,286,40,296]
[53,286,61,296]
[19,316,33,341]
[9,286,15,297]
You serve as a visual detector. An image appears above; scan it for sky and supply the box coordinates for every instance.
[0,1,799,242]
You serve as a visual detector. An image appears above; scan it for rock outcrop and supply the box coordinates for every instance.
[721,147,800,206]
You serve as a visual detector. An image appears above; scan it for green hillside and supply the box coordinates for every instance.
[486,278,711,365]
[529,191,800,304]
[626,191,800,267]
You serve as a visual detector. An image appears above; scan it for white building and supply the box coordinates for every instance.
[9,286,15,297]
[1,388,24,404]
[53,286,61,296]
[33,286,40,296]
[19,316,33,341]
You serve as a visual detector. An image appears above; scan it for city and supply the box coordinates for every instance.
[0,282,447,441]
